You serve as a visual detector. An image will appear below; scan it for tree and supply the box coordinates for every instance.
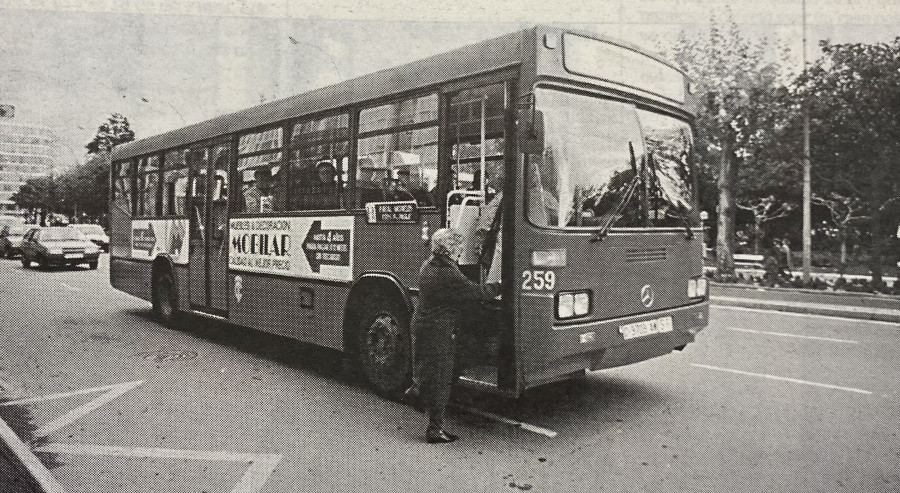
[85,113,135,154]
[10,176,56,225]
[798,39,900,285]
[670,10,794,277]
[737,195,795,254]
[812,191,867,274]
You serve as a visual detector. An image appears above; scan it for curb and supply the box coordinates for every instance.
[710,295,900,324]
[0,416,65,493]
[710,281,900,301]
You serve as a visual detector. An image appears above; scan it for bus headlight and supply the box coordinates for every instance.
[557,290,591,319]
[688,277,707,298]
[532,249,566,267]
[697,277,708,297]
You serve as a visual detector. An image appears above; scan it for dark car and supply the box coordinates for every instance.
[70,224,110,252]
[0,223,29,258]
[20,227,101,269]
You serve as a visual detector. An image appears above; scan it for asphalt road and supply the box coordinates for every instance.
[1,256,898,492]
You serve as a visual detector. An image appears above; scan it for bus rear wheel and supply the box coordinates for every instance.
[355,295,411,398]
[152,270,178,325]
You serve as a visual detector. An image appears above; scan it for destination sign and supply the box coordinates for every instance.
[563,33,686,103]
[365,201,419,224]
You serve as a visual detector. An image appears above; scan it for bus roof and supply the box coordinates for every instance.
[113,28,527,161]
[112,25,688,162]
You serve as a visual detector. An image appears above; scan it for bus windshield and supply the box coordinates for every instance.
[526,88,695,228]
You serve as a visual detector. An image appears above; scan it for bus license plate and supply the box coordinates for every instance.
[619,316,673,340]
[64,253,83,259]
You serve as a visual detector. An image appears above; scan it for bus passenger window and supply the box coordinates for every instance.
[113,160,133,215]
[137,155,160,217]
[235,128,284,214]
[163,149,188,216]
[287,113,349,211]
[356,128,437,207]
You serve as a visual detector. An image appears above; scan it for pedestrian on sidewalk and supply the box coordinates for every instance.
[763,244,785,286]
[405,228,501,444]
[781,238,794,275]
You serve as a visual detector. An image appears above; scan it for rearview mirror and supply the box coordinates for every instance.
[517,109,545,155]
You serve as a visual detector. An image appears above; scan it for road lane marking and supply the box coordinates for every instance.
[712,304,900,327]
[34,443,282,493]
[454,405,558,437]
[726,327,859,344]
[692,364,872,395]
[60,282,81,291]
[0,417,68,493]
[1,380,144,438]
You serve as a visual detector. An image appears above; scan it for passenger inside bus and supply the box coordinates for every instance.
[314,160,338,188]
[243,167,278,213]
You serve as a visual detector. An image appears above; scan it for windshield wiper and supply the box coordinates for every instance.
[591,173,640,242]
[674,209,694,240]
[645,152,694,240]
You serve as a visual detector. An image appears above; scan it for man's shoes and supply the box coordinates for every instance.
[426,429,459,444]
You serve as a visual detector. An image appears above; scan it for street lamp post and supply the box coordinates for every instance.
[700,210,709,259]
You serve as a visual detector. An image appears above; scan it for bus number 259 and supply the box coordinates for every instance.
[521,270,556,290]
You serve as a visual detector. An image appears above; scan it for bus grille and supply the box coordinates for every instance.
[625,248,667,263]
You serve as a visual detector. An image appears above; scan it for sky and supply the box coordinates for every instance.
[1,0,898,165]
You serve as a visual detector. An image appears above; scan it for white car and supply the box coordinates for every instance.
[70,224,109,252]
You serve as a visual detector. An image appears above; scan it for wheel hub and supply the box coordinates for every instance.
[367,314,400,365]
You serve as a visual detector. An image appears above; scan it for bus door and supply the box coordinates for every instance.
[443,82,509,384]
[188,144,231,314]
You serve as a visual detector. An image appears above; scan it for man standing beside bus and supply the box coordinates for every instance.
[407,228,500,443]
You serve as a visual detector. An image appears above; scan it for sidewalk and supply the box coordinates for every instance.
[710,283,900,323]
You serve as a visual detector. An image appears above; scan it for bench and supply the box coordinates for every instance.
[733,253,764,269]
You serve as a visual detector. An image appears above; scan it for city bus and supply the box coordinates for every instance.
[109,25,708,398]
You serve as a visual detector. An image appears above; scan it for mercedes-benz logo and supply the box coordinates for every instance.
[640,285,655,308]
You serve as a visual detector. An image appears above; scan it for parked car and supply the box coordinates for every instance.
[70,224,110,252]
[0,223,29,258]
[0,214,25,231]
[20,227,101,269]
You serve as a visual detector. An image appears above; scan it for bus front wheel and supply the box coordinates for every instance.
[152,269,179,325]
[355,295,412,398]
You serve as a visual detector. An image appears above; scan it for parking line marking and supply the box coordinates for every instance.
[692,363,872,395]
[454,405,558,437]
[726,327,859,344]
[34,443,282,493]
[1,381,144,438]
[0,418,68,493]
[712,304,900,327]
[60,282,81,291]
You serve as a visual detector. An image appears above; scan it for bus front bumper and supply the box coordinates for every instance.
[521,301,709,388]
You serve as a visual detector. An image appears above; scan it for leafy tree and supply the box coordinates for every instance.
[798,38,900,285]
[670,10,794,277]
[85,113,135,154]
[737,195,795,254]
[812,191,867,274]
[10,176,56,225]
[58,152,111,221]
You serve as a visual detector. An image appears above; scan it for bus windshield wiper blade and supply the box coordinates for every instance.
[591,175,640,242]
[677,210,694,239]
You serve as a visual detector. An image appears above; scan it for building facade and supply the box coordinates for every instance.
[0,121,63,213]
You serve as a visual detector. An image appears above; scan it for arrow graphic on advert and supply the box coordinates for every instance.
[132,223,157,254]
[302,220,350,273]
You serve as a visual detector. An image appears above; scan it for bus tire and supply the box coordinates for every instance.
[88,260,98,270]
[21,255,30,268]
[355,294,412,398]
[152,269,179,325]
